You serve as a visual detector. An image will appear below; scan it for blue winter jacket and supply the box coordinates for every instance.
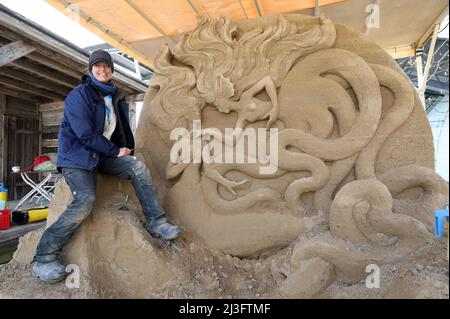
[56,75,135,171]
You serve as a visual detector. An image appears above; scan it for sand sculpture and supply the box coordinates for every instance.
[8,14,448,298]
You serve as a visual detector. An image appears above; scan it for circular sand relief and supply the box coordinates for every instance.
[138,15,447,263]
[8,14,448,299]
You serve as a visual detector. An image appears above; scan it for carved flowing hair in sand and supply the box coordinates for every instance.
[144,15,448,297]
[149,15,335,131]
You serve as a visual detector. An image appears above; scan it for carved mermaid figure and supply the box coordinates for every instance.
[155,15,336,196]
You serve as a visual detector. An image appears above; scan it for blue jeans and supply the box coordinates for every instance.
[35,155,166,263]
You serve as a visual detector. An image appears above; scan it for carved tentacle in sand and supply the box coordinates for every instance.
[355,64,415,180]
[313,64,416,216]
[379,165,449,230]
[282,179,433,297]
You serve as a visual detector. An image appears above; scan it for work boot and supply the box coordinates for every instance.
[32,260,66,284]
[147,218,182,240]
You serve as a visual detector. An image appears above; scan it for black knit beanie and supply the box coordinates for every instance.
[88,50,114,73]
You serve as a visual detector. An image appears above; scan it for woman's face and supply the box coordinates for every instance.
[92,62,113,83]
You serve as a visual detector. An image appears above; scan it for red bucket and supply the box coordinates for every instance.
[0,209,11,230]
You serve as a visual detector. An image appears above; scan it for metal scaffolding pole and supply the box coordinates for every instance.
[416,49,425,105]
[418,23,441,107]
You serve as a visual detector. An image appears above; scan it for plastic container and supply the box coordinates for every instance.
[0,183,8,209]
[0,209,11,230]
[12,207,48,225]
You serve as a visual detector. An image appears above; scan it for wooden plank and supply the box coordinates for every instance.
[1,112,7,191]
[5,116,16,199]
[0,75,65,100]
[39,101,64,112]
[27,52,85,79]
[0,98,4,182]
[0,221,46,244]
[0,40,36,67]
[386,46,416,59]
[127,93,145,102]
[0,86,44,102]
[42,147,57,154]
[3,108,40,119]
[42,139,58,148]
[42,125,60,134]
[0,67,70,97]
[0,27,86,71]
[11,59,79,89]
[0,93,5,112]
[41,110,63,126]
[1,95,40,119]
[417,5,449,49]
[0,8,147,93]
[6,96,38,117]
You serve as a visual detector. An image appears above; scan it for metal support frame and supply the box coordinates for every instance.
[417,23,440,107]
[14,172,54,210]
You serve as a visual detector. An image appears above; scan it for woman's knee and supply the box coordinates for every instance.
[74,191,96,209]
[130,160,152,181]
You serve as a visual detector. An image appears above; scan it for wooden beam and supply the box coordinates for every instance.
[0,67,70,97]
[0,93,5,113]
[417,4,449,49]
[416,50,425,105]
[0,97,4,182]
[42,139,58,148]
[39,101,64,113]
[1,107,40,119]
[0,221,46,245]
[385,46,416,59]
[0,28,86,71]
[419,23,440,95]
[42,125,60,134]
[1,5,147,93]
[11,59,79,89]
[0,40,36,67]
[0,76,64,100]
[26,52,85,79]
[0,87,42,102]
[9,54,139,96]
[127,93,145,103]
[43,0,155,68]
[0,98,6,184]
[42,110,63,126]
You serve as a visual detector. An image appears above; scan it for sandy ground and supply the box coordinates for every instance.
[0,234,448,299]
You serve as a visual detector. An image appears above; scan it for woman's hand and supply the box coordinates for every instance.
[265,106,279,130]
[118,147,133,157]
